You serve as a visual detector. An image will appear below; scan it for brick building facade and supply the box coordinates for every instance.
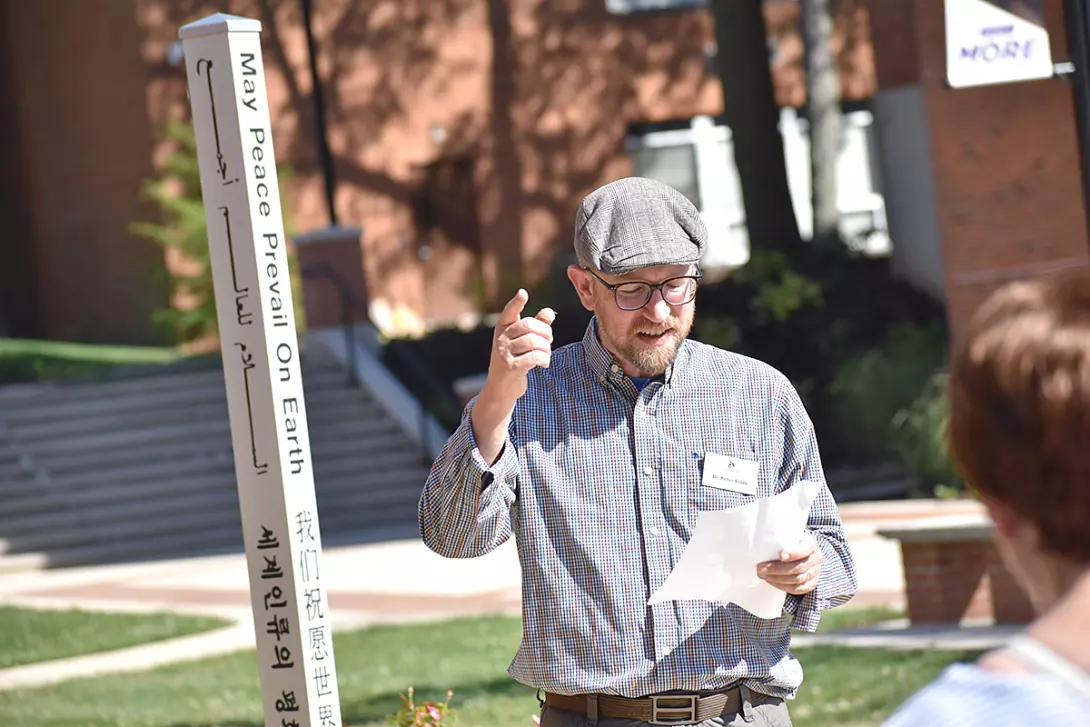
[870,0,1090,337]
[0,0,1084,344]
[0,0,875,343]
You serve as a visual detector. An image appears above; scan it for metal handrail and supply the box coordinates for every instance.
[299,262,458,462]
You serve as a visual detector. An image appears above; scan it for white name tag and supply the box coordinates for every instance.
[701,452,759,496]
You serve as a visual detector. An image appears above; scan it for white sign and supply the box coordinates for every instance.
[946,0,1053,88]
[179,14,341,727]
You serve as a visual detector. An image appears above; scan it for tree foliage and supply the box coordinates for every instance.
[131,120,297,345]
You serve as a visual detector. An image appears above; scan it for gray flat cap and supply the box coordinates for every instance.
[574,177,707,275]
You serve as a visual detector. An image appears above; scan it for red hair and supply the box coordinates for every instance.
[948,268,1090,562]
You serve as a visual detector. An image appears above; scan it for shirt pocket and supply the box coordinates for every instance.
[693,478,756,512]
[661,441,759,520]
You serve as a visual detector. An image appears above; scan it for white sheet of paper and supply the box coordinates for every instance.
[648,480,823,619]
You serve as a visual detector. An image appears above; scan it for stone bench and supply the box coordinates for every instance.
[877,513,1035,625]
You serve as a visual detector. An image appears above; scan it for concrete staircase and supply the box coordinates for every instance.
[0,338,432,573]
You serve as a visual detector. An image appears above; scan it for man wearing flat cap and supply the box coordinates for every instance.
[420,177,857,727]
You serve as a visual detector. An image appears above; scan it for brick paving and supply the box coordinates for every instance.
[18,581,523,616]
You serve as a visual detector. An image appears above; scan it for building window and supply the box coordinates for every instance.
[626,116,750,269]
[781,107,890,255]
[605,0,706,15]
[630,143,702,210]
[625,107,891,271]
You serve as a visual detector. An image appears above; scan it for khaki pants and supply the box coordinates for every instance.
[539,696,792,727]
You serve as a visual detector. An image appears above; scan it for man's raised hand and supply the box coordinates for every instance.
[487,289,555,403]
[469,290,555,464]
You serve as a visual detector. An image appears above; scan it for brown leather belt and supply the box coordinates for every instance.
[543,686,779,725]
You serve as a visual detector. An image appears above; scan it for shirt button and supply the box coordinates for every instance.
[649,526,660,537]
[643,465,654,476]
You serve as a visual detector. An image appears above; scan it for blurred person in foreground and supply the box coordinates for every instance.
[884,268,1090,726]
[419,177,858,727]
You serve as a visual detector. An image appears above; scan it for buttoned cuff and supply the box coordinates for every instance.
[461,401,520,493]
[783,593,828,632]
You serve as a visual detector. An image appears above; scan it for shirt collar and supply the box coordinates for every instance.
[581,316,688,389]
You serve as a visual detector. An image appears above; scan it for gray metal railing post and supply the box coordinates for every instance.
[301,262,457,465]
[339,288,357,386]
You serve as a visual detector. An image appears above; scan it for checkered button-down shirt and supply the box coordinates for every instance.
[419,318,858,699]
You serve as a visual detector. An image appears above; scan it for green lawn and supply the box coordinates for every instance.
[814,604,901,633]
[0,613,976,727]
[0,606,231,670]
[0,338,182,384]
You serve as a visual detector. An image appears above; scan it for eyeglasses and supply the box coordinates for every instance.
[583,267,702,311]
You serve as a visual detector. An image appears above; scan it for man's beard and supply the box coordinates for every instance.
[602,311,693,377]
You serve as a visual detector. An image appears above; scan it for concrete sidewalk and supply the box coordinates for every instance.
[3,499,937,618]
[0,499,1012,691]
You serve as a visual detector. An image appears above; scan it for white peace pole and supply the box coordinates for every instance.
[178,14,341,727]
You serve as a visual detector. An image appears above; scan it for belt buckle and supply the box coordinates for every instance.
[650,694,698,725]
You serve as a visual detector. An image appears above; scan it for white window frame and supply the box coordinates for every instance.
[625,108,892,270]
[780,107,891,254]
[626,116,751,270]
[605,0,706,14]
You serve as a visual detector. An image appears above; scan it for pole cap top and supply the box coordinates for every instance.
[179,13,261,40]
